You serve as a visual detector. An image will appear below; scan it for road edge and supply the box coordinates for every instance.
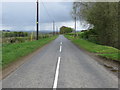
[1,38,57,80]
[65,36,119,77]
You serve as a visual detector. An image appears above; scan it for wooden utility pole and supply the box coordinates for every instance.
[36,0,39,40]
[74,8,77,37]
[53,21,55,35]
[75,17,77,37]
[56,26,58,35]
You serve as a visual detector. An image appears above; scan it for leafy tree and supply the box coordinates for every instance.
[72,2,119,49]
[60,26,73,34]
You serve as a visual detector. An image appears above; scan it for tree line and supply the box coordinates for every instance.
[72,2,119,49]
[3,31,28,37]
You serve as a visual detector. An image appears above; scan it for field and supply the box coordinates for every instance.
[65,35,120,61]
[2,36,57,68]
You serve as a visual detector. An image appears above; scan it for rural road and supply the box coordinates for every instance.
[2,35,118,88]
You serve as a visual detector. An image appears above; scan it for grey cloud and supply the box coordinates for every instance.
[2,2,36,26]
[2,2,74,31]
[40,2,73,23]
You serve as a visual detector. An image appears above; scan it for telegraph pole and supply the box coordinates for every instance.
[56,26,58,35]
[36,0,39,40]
[75,17,77,37]
[53,21,55,35]
[74,8,77,37]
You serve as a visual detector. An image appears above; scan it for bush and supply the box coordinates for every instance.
[80,29,99,43]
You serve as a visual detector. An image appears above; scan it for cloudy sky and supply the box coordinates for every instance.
[1,1,88,32]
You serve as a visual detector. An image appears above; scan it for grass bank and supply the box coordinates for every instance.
[2,36,57,67]
[65,35,120,61]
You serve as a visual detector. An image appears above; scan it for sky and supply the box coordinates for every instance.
[1,1,89,32]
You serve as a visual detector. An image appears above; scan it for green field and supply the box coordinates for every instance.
[65,35,120,61]
[2,36,57,68]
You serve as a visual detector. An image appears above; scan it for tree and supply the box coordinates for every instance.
[72,2,119,49]
[60,26,73,34]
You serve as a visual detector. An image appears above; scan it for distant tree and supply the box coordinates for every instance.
[60,26,73,34]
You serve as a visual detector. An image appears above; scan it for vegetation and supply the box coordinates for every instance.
[65,34,120,61]
[2,36,57,68]
[3,31,28,37]
[2,31,53,44]
[79,29,98,43]
[72,2,119,49]
[60,26,73,34]
[98,53,119,61]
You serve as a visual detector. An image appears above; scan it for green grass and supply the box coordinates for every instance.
[0,44,2,68]
[2,36,57,67]
[65,35,120,61]
[98,53,120,61]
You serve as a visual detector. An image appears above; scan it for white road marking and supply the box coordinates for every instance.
[53,57,61,88]
[59,46,62,52]
[60,42,62,45]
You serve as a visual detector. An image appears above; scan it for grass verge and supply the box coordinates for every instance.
[2,36,57,68]
[65,35,120,61]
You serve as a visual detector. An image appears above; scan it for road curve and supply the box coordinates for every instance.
[2,35,118,88]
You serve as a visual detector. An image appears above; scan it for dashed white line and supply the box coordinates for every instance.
[60,42,62,45]
[59,46,62,52]
[53,57,61,88]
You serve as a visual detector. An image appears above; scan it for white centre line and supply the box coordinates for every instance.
[53,57,61,88]
[59,46,62,52]
[60,42,62,45]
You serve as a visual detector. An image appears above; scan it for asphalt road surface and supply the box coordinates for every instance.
[2,35,118,88]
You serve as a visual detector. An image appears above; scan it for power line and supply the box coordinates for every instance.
[44,2,57,21]
[41,0,55,22]
[41,0,56,35]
